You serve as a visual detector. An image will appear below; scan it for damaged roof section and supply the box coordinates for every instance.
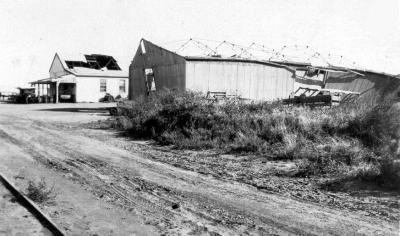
[156,38,399,78]
[50,53,127,78]
[65,54,121,70]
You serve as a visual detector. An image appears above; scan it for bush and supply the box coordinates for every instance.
[346,101,400,150]
[378,157,400,189]
[25,178,57,204]
[115,91,400,187]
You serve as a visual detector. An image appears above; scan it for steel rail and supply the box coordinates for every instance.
[0,172,67,236]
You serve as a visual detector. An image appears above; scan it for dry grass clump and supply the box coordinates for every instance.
[114,90,400,189]
[25,178,57,204]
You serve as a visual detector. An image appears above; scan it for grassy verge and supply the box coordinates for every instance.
[112,91,400,190]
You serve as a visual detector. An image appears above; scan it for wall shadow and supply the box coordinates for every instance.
[37,107,111,113]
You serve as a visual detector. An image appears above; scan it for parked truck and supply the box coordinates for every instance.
[13,87,38,104]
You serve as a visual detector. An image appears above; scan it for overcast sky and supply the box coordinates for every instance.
[1,0,399,91]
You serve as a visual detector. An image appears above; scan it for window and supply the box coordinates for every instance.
[119,79,126,93]
[140,40,146,54]
[100,79,107,92]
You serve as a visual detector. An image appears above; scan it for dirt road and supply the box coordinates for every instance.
[0,103,398,235]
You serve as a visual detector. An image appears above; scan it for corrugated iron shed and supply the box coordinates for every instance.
[129,39,299,100]
[129,39,400,105]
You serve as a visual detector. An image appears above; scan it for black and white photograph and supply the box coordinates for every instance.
[0,0,399,235]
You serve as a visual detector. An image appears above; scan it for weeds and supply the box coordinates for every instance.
[113,90,400,189]
[25,178,57,204]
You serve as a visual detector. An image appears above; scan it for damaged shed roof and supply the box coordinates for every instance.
[53,53,127,78]
[148,38,398,78]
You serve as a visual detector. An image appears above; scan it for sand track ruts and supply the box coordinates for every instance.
[0,104,398,235]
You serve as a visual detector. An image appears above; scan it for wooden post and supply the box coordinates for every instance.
[47,84,49,103]
[43,84,46,103]
[55,82,59,103]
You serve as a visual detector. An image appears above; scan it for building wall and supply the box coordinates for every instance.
[75,77,129,102]
[185,61,295,101]
[49,54,70,78]
[325,71,400,106]
[129,39,186,99]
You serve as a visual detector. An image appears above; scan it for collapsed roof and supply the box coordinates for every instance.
[64,54,121,70]
[154,38,398,77]
[51,53,128,78]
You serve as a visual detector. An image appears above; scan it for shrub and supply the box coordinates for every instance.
[114,91,400,187]
[25,178,57,204]
[346,101,400,150]
[377,157,400,189]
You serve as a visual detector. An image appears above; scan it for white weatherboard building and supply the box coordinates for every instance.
[31,53,129,103]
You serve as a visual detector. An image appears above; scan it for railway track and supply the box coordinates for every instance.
[0,172,66,236]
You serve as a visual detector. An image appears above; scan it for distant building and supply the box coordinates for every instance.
[31,53,128,103]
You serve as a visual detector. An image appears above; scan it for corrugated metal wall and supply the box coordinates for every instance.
[129,39,186,99]
[325,71,400,106]
[185,61,295,100]
[153,64,186,91]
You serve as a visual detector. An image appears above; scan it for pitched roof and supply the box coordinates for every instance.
[67,66,127,77]
[56,53,128,78]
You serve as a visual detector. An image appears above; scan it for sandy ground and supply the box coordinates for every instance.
[0,103,398,235]
[0,180,52,236]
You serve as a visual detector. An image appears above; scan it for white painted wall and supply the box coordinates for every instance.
[75,77,129,102]
[49,54,69,78]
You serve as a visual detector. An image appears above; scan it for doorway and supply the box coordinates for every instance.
[58,83,76,103]
[144,68,156,95]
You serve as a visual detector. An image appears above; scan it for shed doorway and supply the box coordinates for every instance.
[144,68,156,95]
[58,83,76,103]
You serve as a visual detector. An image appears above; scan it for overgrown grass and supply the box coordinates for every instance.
[25,178,57,204]
[113,90,400,189]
